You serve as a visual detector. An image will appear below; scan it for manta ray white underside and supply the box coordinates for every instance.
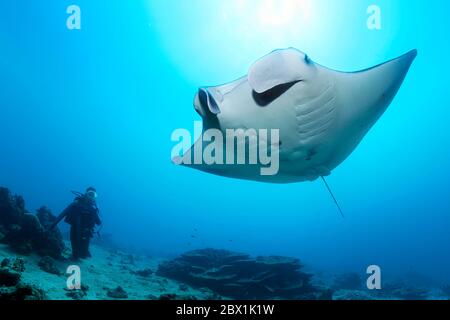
[178,48,417,184]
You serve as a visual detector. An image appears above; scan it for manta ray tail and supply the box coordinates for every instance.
[321,176,345,218]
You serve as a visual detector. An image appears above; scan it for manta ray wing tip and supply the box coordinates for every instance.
[409,49,418,59]
[402,49,418,64]
[171,156,184,166]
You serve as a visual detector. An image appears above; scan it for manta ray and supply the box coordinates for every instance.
[175,48,417,216]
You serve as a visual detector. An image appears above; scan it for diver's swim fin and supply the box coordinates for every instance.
[321,176,345,218]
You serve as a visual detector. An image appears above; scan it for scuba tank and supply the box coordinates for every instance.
[49,190,102,233]
[71,190,102,238]
[71,190,84,199]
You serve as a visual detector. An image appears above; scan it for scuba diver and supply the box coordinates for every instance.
[50,187,102,260]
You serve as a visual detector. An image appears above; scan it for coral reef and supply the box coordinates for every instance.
[0,283,46,300]
[0,257,25,287]
[0,188,65,259]
[35,207,66,258]
[0,186,445,301]
[120,254,136,266]
[157,248,332,300]
[375,281,429,300]
[333,290,374,300]
[0,266,21,287]
[0,256,46,300]
[159,293,198,300]
[106,286,128,299]
[179,284,189,292]
[332,272,363,290]
[131,268,154,277]
[1,257,25,273]
[441,284,450,298]
[38,256,62,276]
[65,284,89,300]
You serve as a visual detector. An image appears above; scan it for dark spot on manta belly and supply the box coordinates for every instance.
[305,148,318,161]
[252,82,299,107]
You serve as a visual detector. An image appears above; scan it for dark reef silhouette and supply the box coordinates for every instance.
[0,187,65,259]
[332,273,363,291]
[0,186,444,300]
[157,248,333,300]
[0,257,45,300]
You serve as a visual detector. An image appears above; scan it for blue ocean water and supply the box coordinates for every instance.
[0,0,449,285]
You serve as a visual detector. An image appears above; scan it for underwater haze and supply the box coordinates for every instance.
[1,0,449,285]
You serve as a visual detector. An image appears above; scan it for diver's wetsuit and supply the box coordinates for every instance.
[61,196,101,259]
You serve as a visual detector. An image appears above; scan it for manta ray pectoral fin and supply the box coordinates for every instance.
[248,48,309,94]
[321,176,345,218]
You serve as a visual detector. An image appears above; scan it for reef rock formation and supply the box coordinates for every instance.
[131,268,154,278]
[157,248,332,300]
[0,266,21,287]
[0,283,46,300]
[375,281,429,300]
[106,286,128,299]
[0,257,26,287]
[1,257,25,273]
[0,188,65,259]
[332,273,363,290]
[35,207,66,258]
[65,284,89,300]
[38,256,62,276]
[441,284,450,298]
[333,289,374,300]
[159,293,198,300]
[0,256,45,300]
